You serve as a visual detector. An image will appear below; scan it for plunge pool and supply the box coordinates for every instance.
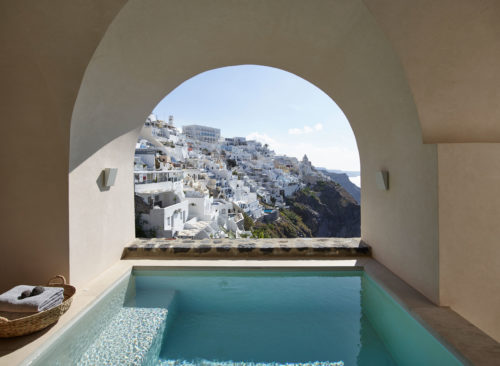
[25,268,466,366]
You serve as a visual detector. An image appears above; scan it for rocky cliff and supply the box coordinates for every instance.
[318,169,360,204]
[243,209,312,238]
[286,180,360,237]
[248,180,360,238]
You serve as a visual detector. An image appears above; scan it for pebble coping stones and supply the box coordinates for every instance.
[122,238,370,259]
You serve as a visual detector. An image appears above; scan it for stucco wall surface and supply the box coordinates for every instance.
[364,0,500,143]
[439,143,500,341]
[69,129,137,286]
[1,0,499,346]
[70,0,439,300]
[0,0,126,292]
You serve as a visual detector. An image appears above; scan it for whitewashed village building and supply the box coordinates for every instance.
[134,115,332,239]
[183,124,221,144]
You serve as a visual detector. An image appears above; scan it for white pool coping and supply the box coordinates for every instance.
[1,258,499,365]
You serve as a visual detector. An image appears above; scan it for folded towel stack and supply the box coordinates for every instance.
[0,285,64,313]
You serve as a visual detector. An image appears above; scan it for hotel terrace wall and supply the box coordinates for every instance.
[1,0,499,342]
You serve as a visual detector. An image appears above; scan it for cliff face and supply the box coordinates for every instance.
[318,169,361,204]
[246,210,312,239]
[286,181,360,237]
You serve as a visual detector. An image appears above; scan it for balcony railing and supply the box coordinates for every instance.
[134,170,183,185]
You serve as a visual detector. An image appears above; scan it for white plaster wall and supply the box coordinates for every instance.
[143,200,188,233]
[3,0,500,346]
[438,143,500,341]
[0,0,127,292]
[364,0,500,143]
[69,0,439,302]
[186,197,210,221]
[172,206,188,233]
[69,128,138,287]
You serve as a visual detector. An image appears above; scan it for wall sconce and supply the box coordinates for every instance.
[103,168,118,188]
[376,170,389,191]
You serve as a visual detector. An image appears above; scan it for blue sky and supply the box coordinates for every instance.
[153,65,359,171]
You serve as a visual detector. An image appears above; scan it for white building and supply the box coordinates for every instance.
[134,148,156,170]
[183,124,221,143]
[282,183,300,197]
[134,170,183,186]
[184,189,219,222]
[138,189,189,238]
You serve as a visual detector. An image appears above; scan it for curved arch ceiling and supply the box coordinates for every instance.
[68,0,441,302]
[69,0,421,170]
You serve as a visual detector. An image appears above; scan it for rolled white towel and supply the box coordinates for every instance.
[0,285,64,313]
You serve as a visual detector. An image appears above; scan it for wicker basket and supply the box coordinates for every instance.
[0,275,76,338]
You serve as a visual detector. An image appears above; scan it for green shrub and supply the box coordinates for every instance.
[243,213,254,230]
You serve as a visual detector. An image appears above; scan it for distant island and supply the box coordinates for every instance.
[317,168,360,177]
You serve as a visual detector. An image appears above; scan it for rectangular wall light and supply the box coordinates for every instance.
[103,168,118,188]
[376,170,389,191]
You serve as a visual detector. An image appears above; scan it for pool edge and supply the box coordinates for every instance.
[3,258,498,366]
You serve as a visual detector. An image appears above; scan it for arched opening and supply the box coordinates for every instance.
[68,0,439,305]
[3,0,500,353]
[133,65,361,240]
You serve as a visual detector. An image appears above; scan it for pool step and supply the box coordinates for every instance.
[76,307,168,366]
[158,361,345,366]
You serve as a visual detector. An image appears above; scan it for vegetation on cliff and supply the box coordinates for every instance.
[287,180,360,237]
[244,210,312,239]
[249,180,360,238]
[317,169,360,204]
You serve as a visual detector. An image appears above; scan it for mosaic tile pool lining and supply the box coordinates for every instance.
[26,269,465,366]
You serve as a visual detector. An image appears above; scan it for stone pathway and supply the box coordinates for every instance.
[122,238,370,259]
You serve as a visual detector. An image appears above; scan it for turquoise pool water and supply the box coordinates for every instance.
[28,269,465,366]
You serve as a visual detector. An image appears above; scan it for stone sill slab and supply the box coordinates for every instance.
[122,237,369,259]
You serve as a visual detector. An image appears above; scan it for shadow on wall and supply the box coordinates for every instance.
[95,170,110,192]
